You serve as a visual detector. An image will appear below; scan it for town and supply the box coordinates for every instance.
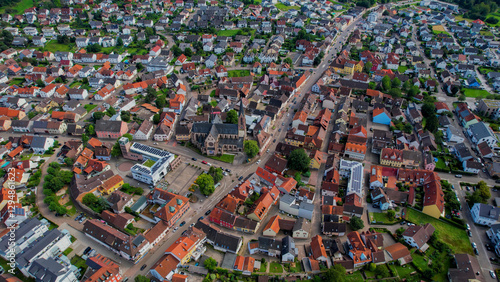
[0,0,499,281]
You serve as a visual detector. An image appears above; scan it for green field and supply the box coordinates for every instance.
[84,104,98,113]
[485,12,500,27]
[398,66,408,73]
[275,3,300,11]
[463,89,490,98]
[9,78,25,86]
[208,154,235,164]
[228,69,251,77]
[345,271,364,282]
[0,0,34,14]
[216,29,240,37]
[370,212,398,224]
[143,159,156,168]
[406,209,472,254]
[44,40,74,53]
[269,262,283,273]
[435,157,447,169]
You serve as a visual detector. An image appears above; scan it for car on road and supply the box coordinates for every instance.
[205,209,212,216]
[190,223,195,227]
[256,160,261,164]
[79,217,86,223]
[198,216,204,221]
[238,176,243,181]
[451,185,455,189]
[278,128,281,132]
[486,244,493,251]
[153,142,157,145]
[225,169,231,173]
[83,247,92,255]
[180,221,186,227]
[192,158,197,161]
[466,224,471,230]
[140,264,147,271]
[273,139,276,143]
[466,186,471,191]
[173,227,179,233]
[455,174,462,178]
[474,248,479,255]
[490,270,496,279]
[201,160,207,164]
[472,242,477,248]
[467,230,472,237]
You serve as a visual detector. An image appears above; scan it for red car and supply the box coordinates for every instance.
[201,160,207,164]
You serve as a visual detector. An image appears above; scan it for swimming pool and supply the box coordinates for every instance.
[1,161,10,168]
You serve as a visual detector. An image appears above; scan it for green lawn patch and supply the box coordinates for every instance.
[84,104,98,113]
[227,70,250,77]
[398,66,408,73]
[208,154,235,164]
[480,30,494,36]
[479,67,497,74]
[406,208,472,254]
[435,157,447,169]
[69,81,82,88]
[269,262,283,273]
[143,159,156,168]
[62,247,73,256]
[258,262,267,272]
[9,78,25,86]
[275,3,300,11]
[216,29,240,37]
[0,0,34,15]
[485,12,500,27]
[43,40,74,53]
[370,212,399,224]
[70,255,88,274]
[346,271,364,282]
[463,89,490,98]
[284,262,302,273]
[394,263,417,278]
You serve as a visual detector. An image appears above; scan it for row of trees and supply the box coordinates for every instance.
[43,162,73,216]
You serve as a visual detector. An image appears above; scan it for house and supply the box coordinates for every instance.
[346,231,372,267]
[149,189,190,227]
[264,156,287,175]
[471,203,500,226]
[95,120,128,139]
[402,223,435,251]
[467,122,497,148]
[446,125,464,143]
[448,254,484,282]
[134,120,154,140]
[247,187,279,222]
[384,243,412,265]
[463,160,482,174]
[30,136,55,154]
[372,107,391,125]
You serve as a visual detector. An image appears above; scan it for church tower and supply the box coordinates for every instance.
[238,100,246,138]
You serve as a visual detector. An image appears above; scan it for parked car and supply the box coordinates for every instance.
[173,227,179,233]
[238,176,243,181]
[140,264,147,271]
[225,169,231,173]
[198,216,204,221]
[474,248,479,255]
[490,270,496,279]
[466,224,471,230]
[79,217,86,223]
[83,247,91,255]
[472,242,477,248]
[467,230,472,237]
[201,160,207,164]
[205,209,212,216]
[455,174,463,178]
[180,221,186,227]
[190,223,195,227]
[192,158,197,161]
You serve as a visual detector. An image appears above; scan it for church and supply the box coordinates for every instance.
[190,101,246,156]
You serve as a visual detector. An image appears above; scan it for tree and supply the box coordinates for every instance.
[184,47,193,57]
[402,80,411,91]
[389,88,402,97]
[284,57,293,66]
[87,124,95,136]
[156,95,166,109]
[81,133,89,144]
[375,264,389,278]
[476,181,491,202]
[350,216,364,231]
[82,193,99,207]
[123,133,133,142]
[408,86,420,97]
[323,264,346,282]
[369,263,376,272]
[106,107,116,117]
[382,75,391,91]
[364,61,373,73]
[387,210,396,220]
[209,166,224,183]
[135,275,150,282]
[425,114,438,133]
[421,102,436,117]
[392,77,401,88]
[36,79,45,87]
[121,111,131,122]
[116,37,124,47]
[93,112,105,120]
[153,114,161,124]
[458,94,466,101]
[64,158,74,166]
[172,45,182,57]
[244,140,259,158]
[204,257,217,271]
[288,149,310,173]
[313,56,321,67]
[226,109,238,124]
[145,86,157,103]
[111,141,122,158]
[196,174,215,196]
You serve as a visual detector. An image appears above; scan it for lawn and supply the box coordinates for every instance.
[227,70,251,77]
[285,262,302,273]
[479,67,497,74]
[216,29,240,37]
[454,15,473,23]
[463,89,490,98]
[69,81,82,88]
[398,66,408,73]
[485,12,500,27]
[393,263,417,279]
[435,157,447,169]
[275,3,300,11]
[432,25,449,35]
[258,262,267,272]
[345,271,364,282]
[70,255,88,275]
[0,0,34,14]
[9,78,25,86]
[269,262,283,273]
[208,154,235,164]
[84,104,98,113]
[143,159,156,168]
[480,30,494,36]
[62,247,73,256]
[43,40,74,53]
[406,208,472,254]
[370,212,398,224]
[411,246,452,281]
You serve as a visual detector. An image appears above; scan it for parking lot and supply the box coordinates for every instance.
[163,162,203,196]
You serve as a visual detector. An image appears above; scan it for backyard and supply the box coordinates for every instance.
[398,66,408,73]
[462,89,490,98]
[406,208,472,254]
[275,3,300,11]
[84,104,98,113]
[411,246,452,281]
[269,262,283,273]
[9,78,25,86]
[43,40,75,53]
[227,70,251,77]
[216,30,240,37]
[0,0,33,14]
[369,212,399,224]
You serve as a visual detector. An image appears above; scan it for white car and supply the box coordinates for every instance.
[472,242,477,248]
[466,224,471,230]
